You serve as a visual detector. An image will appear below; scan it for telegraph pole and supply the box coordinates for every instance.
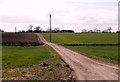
[49,14,51,42]
[15,27,17,33]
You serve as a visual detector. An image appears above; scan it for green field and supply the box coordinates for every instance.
[65,46,118,63]
[2,45,54,69]
[43,33,119,63]
[2,45,72,79]
[43,33,118,44]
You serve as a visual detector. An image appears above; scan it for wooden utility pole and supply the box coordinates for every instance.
[49,14,51,42]
[15,27,17,33]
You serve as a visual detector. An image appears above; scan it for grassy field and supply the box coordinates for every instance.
[43,33,119,63]
[2,46,72,79]
[43,33,118,44]
[2,46,53,69]
[65,46,118,63]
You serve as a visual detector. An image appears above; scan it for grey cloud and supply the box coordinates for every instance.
[0,15,75,25]
[1,16,48,24]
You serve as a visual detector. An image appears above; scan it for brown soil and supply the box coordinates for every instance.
[2,33,44,46]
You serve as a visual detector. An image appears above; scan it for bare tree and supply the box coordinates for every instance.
[47,27,52,32]
[102,27,112,33]
[54,27,60,32]
[94,29,101,33]
[107,27,112,32]
[29,25,33,31]
[81,29,87,33]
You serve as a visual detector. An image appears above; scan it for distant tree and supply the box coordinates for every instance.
[107,27,112,32]
[102,27,112,33]
[29,25,33,32]
[26,25,33,32]
[54,27,60,32]
[60,30,74,33]
[88,30,93,33]
[0,29,4,32]
[67,30,74,33]
[18,30,21,33]
[117,30,120,33]
[42,30,46,33]
[35,26,40,31]
[2,30,4,32]
[46,27,52,32]
[81,29,87,33]
[34,26,42,33]
[94,29,101,33]
[21,30,25,33]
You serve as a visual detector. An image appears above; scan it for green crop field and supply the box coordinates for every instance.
[43,33,118,44]
[43,33,119,63]
[2,45,72,79]
[2,46,55,69]
[65,46,118,63]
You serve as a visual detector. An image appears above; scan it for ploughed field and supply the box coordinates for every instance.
[43,33,119,63]
[2,33,44,46]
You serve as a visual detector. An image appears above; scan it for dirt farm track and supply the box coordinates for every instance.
[37,33,118,80]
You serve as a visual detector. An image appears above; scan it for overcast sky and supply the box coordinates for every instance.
[0,0,119,32]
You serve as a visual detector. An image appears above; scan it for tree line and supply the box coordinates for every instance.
[81,27,120,33]
[1,25,120,33]
[18,25,74,33]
